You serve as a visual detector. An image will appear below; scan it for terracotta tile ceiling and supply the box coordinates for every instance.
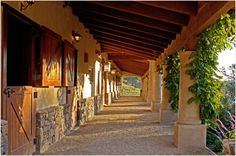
[70,1,198,75]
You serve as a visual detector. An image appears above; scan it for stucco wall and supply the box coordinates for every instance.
[3,1,102,108]
[35,87,66,111]
[4,1,100,74]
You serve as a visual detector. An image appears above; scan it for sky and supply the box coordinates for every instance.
[218,47,236,68]
[217,47,236,79]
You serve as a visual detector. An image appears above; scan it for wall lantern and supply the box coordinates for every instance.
[20,0,34,11]
[72,30,82,42]
[104,62,111,72]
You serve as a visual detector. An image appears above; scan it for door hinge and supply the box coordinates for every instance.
[33,92,38,99]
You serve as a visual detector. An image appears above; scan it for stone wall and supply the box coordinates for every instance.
[36,106,64,154]
[77,97,95,125]
[62,104,74,135]
[35,103,77,154]
[1,120,8,155]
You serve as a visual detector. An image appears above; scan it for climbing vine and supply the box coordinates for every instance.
[164,53,180,112]
[186,10,235,123]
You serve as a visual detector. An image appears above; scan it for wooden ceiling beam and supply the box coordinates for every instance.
[85,23,170,46]
[79,16,175,40]
[165,1,235,55]
[103,47,154,60]
[93,33,164,53]
[97,37,160,56]
[114,60,148,76]
[117,62,148,72]
[102,44,155,58]
[137,1,198,16]
[89,1,189,26]
[131,59,149,64]
[108,55,149,61]
[90,28,167,48]
[72,3,181,34]
[104,50,152,60]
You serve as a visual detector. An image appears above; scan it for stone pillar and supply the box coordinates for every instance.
[117,76,121,97]
[174,51,206,148]
[114,75,118,99]
[151,59,162,111]
[159,64,176,124]
[147,60,155,104]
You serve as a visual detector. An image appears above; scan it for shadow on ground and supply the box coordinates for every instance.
[43,96,209,155]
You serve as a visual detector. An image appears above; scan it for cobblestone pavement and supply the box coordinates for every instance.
[43,96,209,155]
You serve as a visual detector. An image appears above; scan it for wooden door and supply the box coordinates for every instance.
[4,87,36,155]
[1,4,38,154]
[63,40,76,86]
[41,26,62,86]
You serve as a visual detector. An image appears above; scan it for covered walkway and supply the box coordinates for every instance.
[43,97,208,155]
[1,1,235,155]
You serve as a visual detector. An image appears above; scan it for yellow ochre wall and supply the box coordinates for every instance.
[4,1,100,74]
[2,1,102,110]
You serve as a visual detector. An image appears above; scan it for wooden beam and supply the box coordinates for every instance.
[72,3,181,34]
[102,42,152,54]
[103,47,155,60]
[90,28,167,48]
[102,44,155,57]
[165,1,235,55]
[93,33,164,53]
[95,37,159,54]
[108,55,149,60]
[79,12,176,40]
[108,53,151,60]
[114,60,148,76]
[104,49,153,59]
[132,59,149,64]
[85,23,171,46]
[137,1,198,16]
[89,1,189,26]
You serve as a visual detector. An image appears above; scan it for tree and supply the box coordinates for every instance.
[220,64,235,106]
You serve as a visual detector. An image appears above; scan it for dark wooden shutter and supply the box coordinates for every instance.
[62,40,76,86]
[40,26,62,86]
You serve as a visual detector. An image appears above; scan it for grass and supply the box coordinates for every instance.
[121,83,140,96]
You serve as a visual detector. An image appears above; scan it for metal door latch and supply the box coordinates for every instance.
[3,88,15,97]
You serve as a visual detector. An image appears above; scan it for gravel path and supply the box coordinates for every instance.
[43,96,209,155]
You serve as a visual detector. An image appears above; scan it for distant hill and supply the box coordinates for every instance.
[121,76,141,96]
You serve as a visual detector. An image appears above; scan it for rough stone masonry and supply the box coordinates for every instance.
[1,120,8,155]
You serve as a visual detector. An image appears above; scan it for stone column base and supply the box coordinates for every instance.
[151,101,161,112]
[159,109,176,124]
[174,122,206,148]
